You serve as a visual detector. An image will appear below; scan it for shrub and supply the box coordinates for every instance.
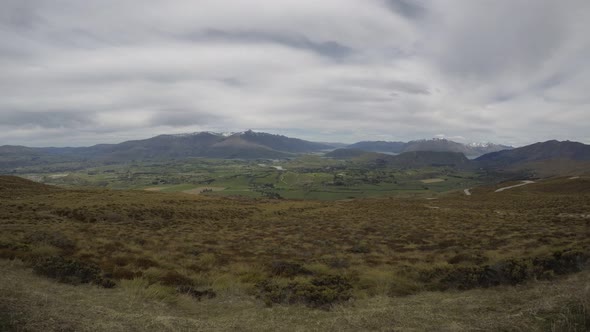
[111,267,141,280]
[33,256,114,287]
[492,259,533,285]
[533,250,589,275]
[102,212,124,223]
[257,275,353,309]
[159,271,194,287]
[439,266,487,290]
[325,258,350,269]
[447,253,486,265]
[269,261,311,278]
[0,242,30,260]
[28,245,62,260]
[421,251,590,291]
[419,263,527,290]
[24,231,75,252]
[348,243,371,254]
[134,257,159,269]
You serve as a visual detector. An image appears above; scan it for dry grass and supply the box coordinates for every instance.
[1,259,588,331]
[1,176,589,295]
[1,175,590,330]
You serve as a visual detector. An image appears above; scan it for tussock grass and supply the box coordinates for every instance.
[1,175,590,329]
[1,259,589,331]
[1,176,589,296]
[120,278,178,304]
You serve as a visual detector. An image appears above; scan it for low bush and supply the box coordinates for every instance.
[348,243,371,254]
[33,256,114,288]
[0,242,30,260]
[134,257,159,269]
[257,274,353,308]
[421,250,590,290]
[24,231,75,252]
[534,250,589,276]
[159,271,194,287]
[111,267,142,280]
[269,261,311,278]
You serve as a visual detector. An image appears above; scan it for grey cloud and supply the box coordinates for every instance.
[429,1,576,81]
[0,0,588,147]
[306,88,395,104]
[149,110,222,127]
[383,0,427,19]
[192,29,354,59]
[220,78,242,87]
[0,111,96,129]
[0,0,44,31]
[340,79,430,95]
[303,79,429,105]
[383,80,430,95]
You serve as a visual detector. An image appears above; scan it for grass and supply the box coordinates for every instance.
[1,259,589,331]
[0,175,589,330]
[1,176,589,293]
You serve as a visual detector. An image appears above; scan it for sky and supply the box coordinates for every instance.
[1,0,590,147]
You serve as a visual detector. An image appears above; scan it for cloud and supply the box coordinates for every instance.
[0,111,95,128]
[0,0,588,147]
[194,29,354,59]
[383,0,427,19]
[149,109,222,127]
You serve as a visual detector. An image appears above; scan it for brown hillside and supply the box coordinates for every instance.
[529,177,590,194]
[0,176,59,195]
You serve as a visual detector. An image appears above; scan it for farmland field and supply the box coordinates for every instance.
[13,155,496,200]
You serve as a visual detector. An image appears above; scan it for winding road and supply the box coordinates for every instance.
[463,180,536,196]
[494,180,535,193]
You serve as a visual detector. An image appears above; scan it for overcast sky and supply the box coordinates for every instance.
[1,0,589,147]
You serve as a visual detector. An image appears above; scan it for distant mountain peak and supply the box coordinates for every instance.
[170,131,221,137]
[170,131,248,138]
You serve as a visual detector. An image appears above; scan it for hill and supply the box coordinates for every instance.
[403,139,467,154]
[323,148,374,159]
[403,139,511,157]
[238,130,332,153]
[386,151,471,168]
[0,131,335,169]
[0,175,55,191]
[325,148,471,169]
[476,140,590,176]
[346,141,405,153]
[347,139,511,157]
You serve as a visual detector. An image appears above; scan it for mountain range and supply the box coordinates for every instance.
[1,132,508,164]
[0,131,333,167]
[1,132,589,176]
